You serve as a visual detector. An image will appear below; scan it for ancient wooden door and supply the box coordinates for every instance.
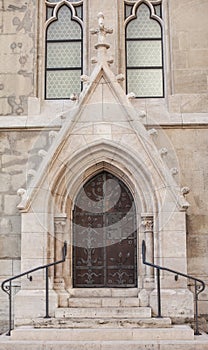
[73,171,137,287]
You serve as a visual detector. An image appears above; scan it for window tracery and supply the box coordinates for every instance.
[125,0,164,98]
[45,1,83,99]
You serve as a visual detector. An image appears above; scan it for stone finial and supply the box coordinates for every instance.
[178,187,190,211]
[148,129,158,137]
[80,75,90,84]
[127,92,136,99]
[38,150,47,159]
[90,13,113,64]
[116,74,125,83]
[178,195,190,210]
[27,169,36,178]
[138,110,146,119]
[49,131,58,144]
[70,93,78,101]
[181,186,190,196]
[159,147,168,157]
[171,167,178,176]
[17,188,27,198]
[107,57,114,65]
[91,57,98,64]
[17,188,27,208]
[90,12,113,46]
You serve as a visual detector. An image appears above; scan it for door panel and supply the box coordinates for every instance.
[73,172,137,287]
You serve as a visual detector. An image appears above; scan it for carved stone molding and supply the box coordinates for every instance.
[54,214,67,235]
[90,13,113,64]
[141,214,154,283]
[141,215,153,232]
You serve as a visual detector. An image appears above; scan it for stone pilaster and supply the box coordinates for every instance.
[141,215,154,283]
[54,214,67,291]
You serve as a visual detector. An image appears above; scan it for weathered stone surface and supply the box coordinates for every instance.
[0,235,20,258]
[4,194,19,215]
[0,173,11,192]
[33,316,172,329]
[0,0,208,340]
[173,70,208,94]
[150,289,194,319]
[55,307,151,319]
[10,325,194,341]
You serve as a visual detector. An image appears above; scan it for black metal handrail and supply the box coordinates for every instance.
[142,240,205,335]
[1,241,67,336]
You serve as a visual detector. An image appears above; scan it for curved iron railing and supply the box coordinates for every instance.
[1,241,67,336]
[142,240,205,335]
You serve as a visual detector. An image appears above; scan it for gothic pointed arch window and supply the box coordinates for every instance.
[125,1,164,98]
[45,1,83,99]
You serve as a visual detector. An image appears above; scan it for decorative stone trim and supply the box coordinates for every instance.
[141,214,154,283]
[54,214,67,291]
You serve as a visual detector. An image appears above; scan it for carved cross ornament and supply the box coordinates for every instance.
[90,12,113,45]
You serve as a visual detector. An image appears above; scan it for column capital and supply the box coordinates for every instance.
[141,214,153,231]
[54,214,67,234]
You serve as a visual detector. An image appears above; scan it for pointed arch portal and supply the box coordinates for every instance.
[73,171,137,288]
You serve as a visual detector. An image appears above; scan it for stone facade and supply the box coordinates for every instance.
[0,0,208,333]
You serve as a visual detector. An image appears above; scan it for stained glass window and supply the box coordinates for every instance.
[45,4,83,99]
[125,2,164,98]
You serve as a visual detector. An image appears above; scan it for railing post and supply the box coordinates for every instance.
[194,280,200,335]
[142,240,205,334]
[7,280,12,336]
[1,242,67,336]
[156,268,162,318]
[44,266,50,319]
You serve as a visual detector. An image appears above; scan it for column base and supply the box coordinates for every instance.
[14,289,58,326]
[150,288,194,320]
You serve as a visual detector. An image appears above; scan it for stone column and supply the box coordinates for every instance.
[54,214,67,291]
[141,215,154,281]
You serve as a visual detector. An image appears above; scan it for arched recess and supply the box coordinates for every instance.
[50,140,164,292]
[72,170,138,288]
[50,140,161,217]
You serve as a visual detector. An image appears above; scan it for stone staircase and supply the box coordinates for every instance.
[1,294,208,349]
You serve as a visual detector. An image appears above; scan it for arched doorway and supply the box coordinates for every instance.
[73,171,137,287]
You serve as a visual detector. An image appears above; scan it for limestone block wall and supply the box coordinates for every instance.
[165,127,208,315]
[170,0,208,95]
[0,130,50,332]
[0,0,208,115]
[168,0,208,113]
[0,0,208,332]
[0,126,208,331]
[0,0,37,115]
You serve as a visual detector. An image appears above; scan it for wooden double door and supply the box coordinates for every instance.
[73,171,137,287]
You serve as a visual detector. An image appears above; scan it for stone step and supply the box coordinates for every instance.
[55,307,151,319]
[68,297,140,308]
[69,288,138,298]
[33,317,172,329]
[10,325,194,341]
[1,339,208,350]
